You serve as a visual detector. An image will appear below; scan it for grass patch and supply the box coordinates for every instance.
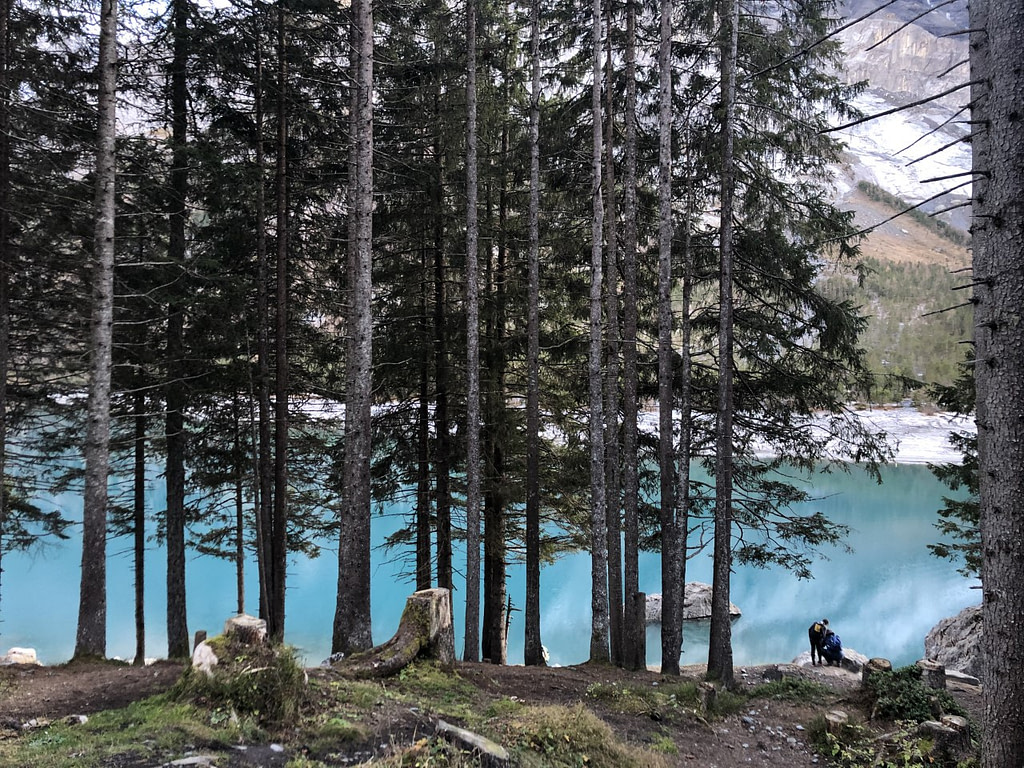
[392,661,478,721]
[502,703,670,768]
[749,677,834,704]
[0,695,246,768]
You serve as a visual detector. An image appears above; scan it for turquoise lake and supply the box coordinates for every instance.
[0,463,977,669]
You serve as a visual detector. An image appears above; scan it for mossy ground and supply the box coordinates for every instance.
[0,659,984,767]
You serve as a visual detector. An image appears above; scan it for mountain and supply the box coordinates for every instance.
[832,0,972,266]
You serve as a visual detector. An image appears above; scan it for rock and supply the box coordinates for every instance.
[436,719,509,766]
[791,648,868,671]
[645,583,742,623]
[924,604,981,677]
[191,641,219,677]
[945,669,980,687]
[1,647,40,666]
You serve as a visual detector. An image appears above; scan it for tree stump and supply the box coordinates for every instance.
[861,657,892,686]
[697,682,718,716]
[334,588,455,679]
[916,658,947,689]
[919,717,972,761]
[224,614,267,645]
[825,710,849,736]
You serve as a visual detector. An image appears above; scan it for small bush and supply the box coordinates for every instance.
[864,665,968,723]
[173,635,306,727]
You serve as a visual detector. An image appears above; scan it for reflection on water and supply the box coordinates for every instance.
[1,464,976,669]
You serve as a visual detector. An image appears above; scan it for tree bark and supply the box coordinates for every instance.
[416,244,432,592]
[972,0,1024,764]
[133,380,146,665]
[522,0,543,668]
[463,0,481,663]
[602,9,622,669]
[0,0,11,644]
[165,0,190,661]
[707,0,738,687]
[656,0,680,676]
[75,0,118,659]
[588,0,609,663]
[252,19,274,628]
[334,0,374,654]
[433,126,453,595]
[620,0,642,673]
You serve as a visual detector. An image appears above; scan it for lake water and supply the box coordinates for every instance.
[0,463,977,670]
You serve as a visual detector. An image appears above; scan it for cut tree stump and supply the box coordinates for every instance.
[825,710,850,735]
[223,614,268,646]
[334,588,455,679]
[917,658,947,689]
[861,657,892,687]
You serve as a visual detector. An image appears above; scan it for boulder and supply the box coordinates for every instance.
[1,647,40,666]
[791,647,867,673]
[924,604,982,677]
[645,583,742,623]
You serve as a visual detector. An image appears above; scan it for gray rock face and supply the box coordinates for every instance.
[924,603,982,677]
[645,583,741,624]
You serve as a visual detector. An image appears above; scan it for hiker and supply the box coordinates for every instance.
[808,618,829,666]
[821,629,845,666]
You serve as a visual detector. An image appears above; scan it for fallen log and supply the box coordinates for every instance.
[333,588,455,678]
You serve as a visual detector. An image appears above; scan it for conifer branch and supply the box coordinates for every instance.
[746,0,901,81]
[894,105,968,154]
[824,80,982,132]
[922,301,973,318]
[906,134,970,166]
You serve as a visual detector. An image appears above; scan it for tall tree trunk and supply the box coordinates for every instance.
[707,0,738,686]
[165,0,190,661]
[271,0,289,643]
[233,395,245,615]
[602,14,623,669]
[463,0,481,663]
[588,0,609,664]
[416,242,432,592]
[656,0,681,676]
[483,135,510,664]
[620,0,642,672]
[75,0,118,659]
[333,0,374,654]
[0,0,11,630]
[433,134,453,593]
[133,379,146,665]
[972,0,1024,764]
[253,20,274,627]
[522,0,544,667]
[672,172,693,674]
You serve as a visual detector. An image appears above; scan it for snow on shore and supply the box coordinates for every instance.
[844,406,974,465]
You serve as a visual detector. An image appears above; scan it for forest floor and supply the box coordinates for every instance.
[0,656,983,767]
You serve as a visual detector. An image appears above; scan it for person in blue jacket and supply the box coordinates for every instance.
[821,628,845,666]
